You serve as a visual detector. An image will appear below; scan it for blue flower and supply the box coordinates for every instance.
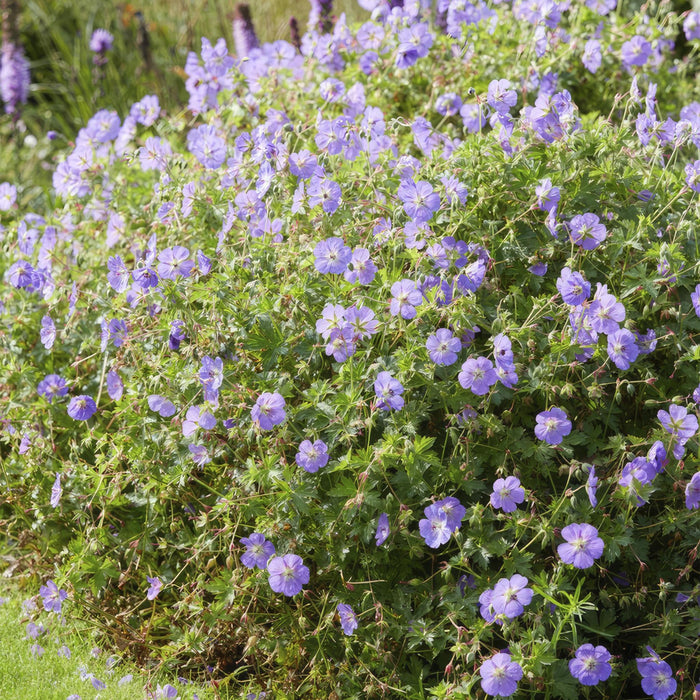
[375,513,390,546]
[337,603,358,636]
[295,439,329,473]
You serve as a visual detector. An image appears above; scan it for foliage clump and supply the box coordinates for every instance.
[1,1,700,697]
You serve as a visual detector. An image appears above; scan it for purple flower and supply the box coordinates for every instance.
[344,248,377,285]
[267,554,309,596]
[684,12,700,40]
[39,580,68,614]
[582,39,602,73]
[658,404,698,441]
[459,357,498,396]
[569,213,607,250]
[375,513,390,546]
[558,523,604,569]
[146,576,162,601]
[607,328,639,370]
[569,644,612,686]
[199,356,223,405]
[139,136,172,172]
[38,374,69,403]
[156,684,179,699]
[620,456,655,505]
[491,574,533,619]
[647,441,667,474]
[685,472,700,510]
[426,328,461,366]
[374,371,404,411]
[390,279,422,320]
[130,94,160,126]
[148,395,176,418]
[89,29,114,54]
[232,3,260,57]
[435,496,466,531]
[337,604,358,636]
[490,476,525,513]
[479,653,523,697]
[636,652,676,700]
[395,22,433,69]
[67,395,97,421]
[418,505,452,548]
[586,465,598,508]
[50,473,62,508]
[691,283,700,316]
[158,246,194,280]
[106,370,123,400]
[1,43,30,115]
[487,79,517,114]
[188,444,211,466]
[187,125,226,170]
[588,285,625,334]
[316,304,346,340]
[40,315,56,350]
[345,306,379,340]
[435,92,462,117]
[314,237,351,274]
[397,179,440,223]
[536,178,560,213]
[0,182,17,210]
[325,324,356,362]
[307,175,341,213]
[621,36,652,69]
[107,255,130,293]
[106,318,128,348]
[251,392,286,430]
[182,405,216,437]
[295,439,329,473]
[240,533,275,570]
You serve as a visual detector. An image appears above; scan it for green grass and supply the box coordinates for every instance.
[0,587,232,700]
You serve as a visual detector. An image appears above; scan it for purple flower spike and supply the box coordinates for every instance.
[89,29,114,54]
[569,644,612,686]
[1,43,31,115]
[232,3,260,58]
[240,533,275,570]
[534,407,571,445]
[267,554,309,596]
[558,523,604,569]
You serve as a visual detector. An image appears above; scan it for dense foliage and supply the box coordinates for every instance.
[1,0,700,697]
